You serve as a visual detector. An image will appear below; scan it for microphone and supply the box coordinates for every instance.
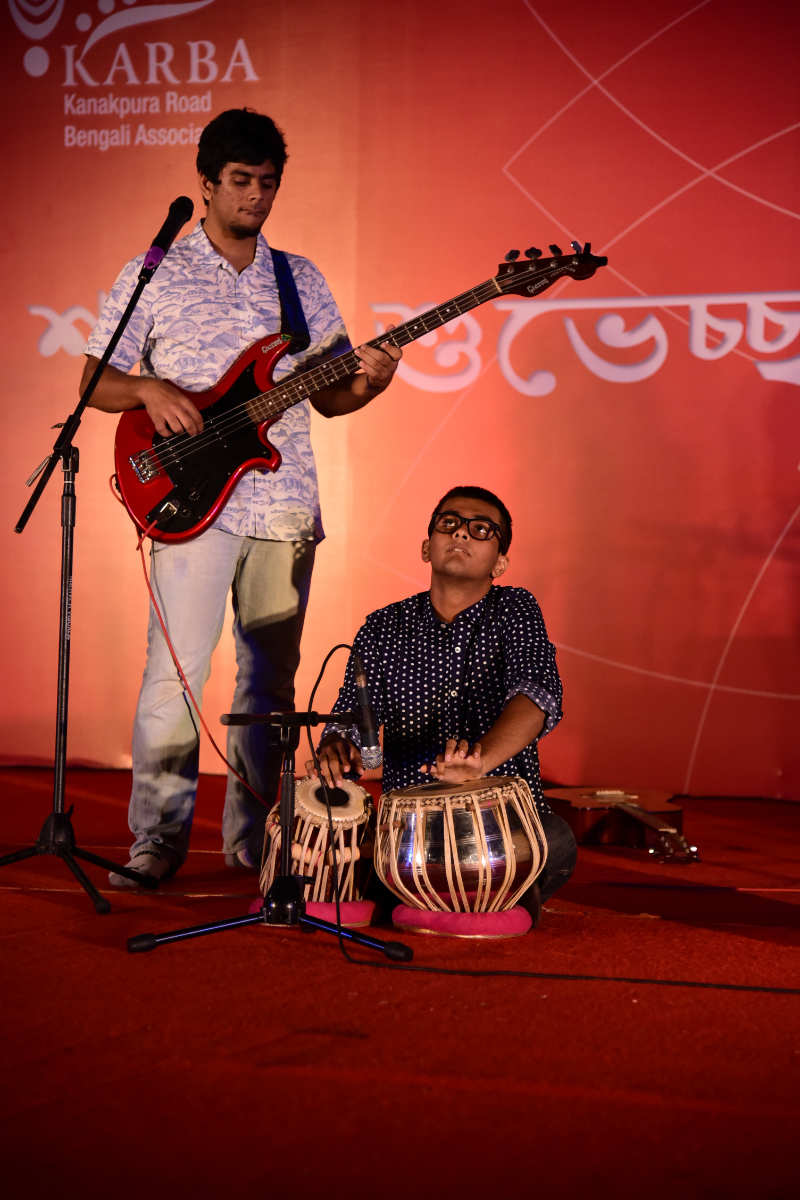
[352,653,382,770]
[141,195,194,273]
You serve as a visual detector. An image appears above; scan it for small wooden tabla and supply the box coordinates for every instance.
[374,775,547,915]
[259,777,373,904]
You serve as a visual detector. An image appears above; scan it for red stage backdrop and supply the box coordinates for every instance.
[1,0,798,800]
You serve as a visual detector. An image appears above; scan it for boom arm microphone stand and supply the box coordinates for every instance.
[127,710,412,963]
[0,200,194,912]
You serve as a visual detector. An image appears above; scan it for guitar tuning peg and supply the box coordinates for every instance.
[524,246,542,259]
[571,240,583,254]
[548,243,563,256]
[584,241,592,254]
[504,249,520,262]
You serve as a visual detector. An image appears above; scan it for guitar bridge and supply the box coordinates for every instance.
[130,450,162,483]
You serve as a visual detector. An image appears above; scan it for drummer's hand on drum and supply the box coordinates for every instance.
[420,738,484,783]
[309,735,363,787]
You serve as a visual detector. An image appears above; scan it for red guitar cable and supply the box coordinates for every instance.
[108,474,265,806]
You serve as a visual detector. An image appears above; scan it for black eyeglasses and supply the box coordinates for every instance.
[432,510,503,545]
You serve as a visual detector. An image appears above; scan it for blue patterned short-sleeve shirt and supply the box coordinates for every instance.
[324,585,563,814]
[86,223,351,540]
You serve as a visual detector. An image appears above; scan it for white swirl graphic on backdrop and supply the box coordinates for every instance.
[9,0,64,75]
[9,0,216,77]
[80,1,216,56]
[8,0,64,39]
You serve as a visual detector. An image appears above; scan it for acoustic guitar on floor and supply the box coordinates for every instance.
[114,241,608,541]
[544,787,700,864]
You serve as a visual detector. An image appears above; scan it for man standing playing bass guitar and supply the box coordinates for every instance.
[82,108,400,886]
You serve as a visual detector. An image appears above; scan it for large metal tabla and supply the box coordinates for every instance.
[259,777,373,904]
[374,776,547,913]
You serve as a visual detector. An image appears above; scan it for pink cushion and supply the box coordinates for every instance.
[392,904,532,938]
[248,897,375,928]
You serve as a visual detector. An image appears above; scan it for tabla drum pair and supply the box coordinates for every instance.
[259,773,547,937]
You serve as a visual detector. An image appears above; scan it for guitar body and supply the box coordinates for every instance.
[114,333,292,541]
[544,787,698,862]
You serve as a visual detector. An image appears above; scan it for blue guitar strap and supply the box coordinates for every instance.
[270,247,311,353]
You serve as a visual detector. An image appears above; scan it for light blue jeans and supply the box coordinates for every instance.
[128,530,315,867]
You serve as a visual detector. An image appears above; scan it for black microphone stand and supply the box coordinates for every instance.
[0,256,174,911]
[127,711,412,962]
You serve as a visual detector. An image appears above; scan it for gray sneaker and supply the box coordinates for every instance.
[108,850,174,889]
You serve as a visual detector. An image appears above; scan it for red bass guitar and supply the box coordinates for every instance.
[114,242,607,541]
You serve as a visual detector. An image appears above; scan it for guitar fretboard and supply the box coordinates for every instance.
[248,274,507,424]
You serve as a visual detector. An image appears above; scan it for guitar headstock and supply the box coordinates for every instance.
[496,241,608,298]
[650,830,701,865]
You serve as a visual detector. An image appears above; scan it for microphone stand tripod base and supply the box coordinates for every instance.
[261,873,307,926]
[0,805,160,916]
[127,874,412,960]
[127,707,413,961]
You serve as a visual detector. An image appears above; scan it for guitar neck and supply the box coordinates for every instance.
[612,800,698,861]
[250,274,503,423]
[246,244,606,424]
[612,801,679,836]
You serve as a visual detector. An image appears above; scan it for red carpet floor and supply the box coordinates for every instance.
[1,768,798,1199]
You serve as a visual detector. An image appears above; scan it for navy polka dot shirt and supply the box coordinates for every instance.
[324,585,563,814]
